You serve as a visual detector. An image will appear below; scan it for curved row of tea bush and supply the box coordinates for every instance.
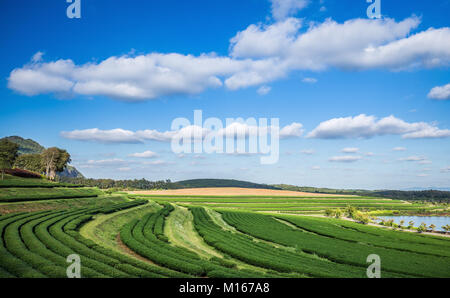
[0,199,185,278]
[0,187,102,203]
[220,211,450,278]
[189,207,403,278]
[275,215,450,257]
[120,204,283,278]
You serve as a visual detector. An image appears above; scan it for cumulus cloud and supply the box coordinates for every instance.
[307,114,450,139]
[393,147,407,151]
[8,16,450,101]
[302,77,317,83]
[301,149,315,155]
[61,122,303,144]
[428,83,450,100]
[398,156,427,162]
[341,147,359,154]
[329,155,363,163]
[270,0,310,21]
[128,150,158,158]
[257,85,271,95]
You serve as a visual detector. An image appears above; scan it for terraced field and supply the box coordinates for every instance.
[139,193,442,215]
[0,183,449,278]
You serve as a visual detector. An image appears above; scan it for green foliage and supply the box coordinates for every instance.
[120,205,272,278]
[0,139,19,180]
[41,147,71,180]
[177,179,279,189]
[14,154,44,173]
[219,211,450,277]
[59,177,178,190]
[0,199,186,278]
[0,187,102,202]
[0,136,45,155]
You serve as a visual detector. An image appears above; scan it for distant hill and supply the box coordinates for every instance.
[274,184,450,202]
[176,179,279,190]
[1,136,84,179]
[2,136,45,155]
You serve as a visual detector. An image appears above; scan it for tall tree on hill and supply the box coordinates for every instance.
[0,139,19,180]
[41,147,71,180]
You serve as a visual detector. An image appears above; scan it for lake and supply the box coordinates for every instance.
[377,216,450,231]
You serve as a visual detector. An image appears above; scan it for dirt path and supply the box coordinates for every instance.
[116,234,160,265]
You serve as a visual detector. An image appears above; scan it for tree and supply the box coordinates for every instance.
[429,224,436,232]
[0,139,19,180]
[417,223,427,233]
[14,154,43,173]
[41,147,71,180]
[408,221,414,229]
[399,220,405,229]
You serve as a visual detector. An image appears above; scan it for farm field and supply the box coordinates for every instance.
[0,181,449,278]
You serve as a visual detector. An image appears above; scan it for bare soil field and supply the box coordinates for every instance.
[128,187,352,197]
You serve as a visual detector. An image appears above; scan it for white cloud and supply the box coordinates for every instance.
[428,83,450,100]
[329,155,362,163]
[61,122,303,144]
[301,149,315,155]
[307,114,450,139]
[279,122,304,138]
[32,51,44,63]
[398,156,427,162]
[8,17,450,101]
[393,147,407,151]
[61,128,142,143]
[270,0,310,21]
[341,147,359,154]
[85,158,128,166]
[257,85,271,95]
[302,77,317,83]
[417,174,430,177]
[142,160,168,165]
[128,150,158,158]
[118,167,132,172]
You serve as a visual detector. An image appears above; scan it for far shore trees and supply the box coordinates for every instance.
[41,147,71,180]
[0,139,19,180]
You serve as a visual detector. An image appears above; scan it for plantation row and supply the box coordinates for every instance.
[276,215,450,257]
[220,211,450,278]
[189,207,405,278]
[0,187,102,203]
[0,175,81,189]
[120,204,284,278]
[0,199,184,278]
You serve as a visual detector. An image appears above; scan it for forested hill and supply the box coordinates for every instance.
[274,184,450,202]
[176,179,279,190]
[0,136,84,178]
[1,136,44,155]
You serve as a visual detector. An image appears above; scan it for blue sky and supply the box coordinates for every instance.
[1,0,449,189]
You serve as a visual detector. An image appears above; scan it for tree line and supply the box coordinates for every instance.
[58,177,180,190]
[0,139,70,180]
